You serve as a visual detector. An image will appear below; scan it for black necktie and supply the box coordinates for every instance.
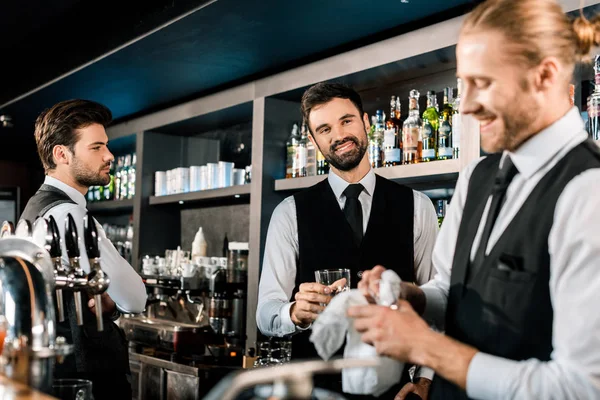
[472,156,519,268]
[343,184,364,246]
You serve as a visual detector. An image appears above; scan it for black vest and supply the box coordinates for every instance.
[430,139,600,399]
[21,184,131,391]
[292,175,415,360]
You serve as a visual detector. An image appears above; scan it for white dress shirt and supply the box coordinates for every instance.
[420,107,600,399]
[257,167,438,335]
[42,176,147,313]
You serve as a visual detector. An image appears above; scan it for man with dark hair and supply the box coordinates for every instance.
[21,99,147,399]
[256,82,438,399]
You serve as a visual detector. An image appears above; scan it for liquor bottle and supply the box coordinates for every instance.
[368,110,384,168]
[436,199,448,227]
[120,155,131,200]
[452,79,462,159]
[317,150,329,175]
[384,96,401,167]
[295,127,307,178]
[569,84,575,107]
[302,123,317,176]
[402,90,423,164]
[114,156,123,200]
[285,124,300,178]
[588,55,600,140]
[438,87,454,160]
[87,188,95,203]
[421,90,439,162]
[127,153,136,199]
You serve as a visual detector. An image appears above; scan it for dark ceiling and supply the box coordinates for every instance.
[0,0,481,163]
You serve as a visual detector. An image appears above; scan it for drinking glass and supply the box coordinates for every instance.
[52,379,94,400]
[314,269,351,295]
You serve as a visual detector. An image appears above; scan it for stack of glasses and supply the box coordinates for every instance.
[154,163,251,196]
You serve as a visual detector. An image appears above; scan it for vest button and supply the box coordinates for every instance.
[357,271,363,278]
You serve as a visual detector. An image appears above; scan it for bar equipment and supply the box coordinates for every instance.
[83,214,110,331]
[64,214,88,326]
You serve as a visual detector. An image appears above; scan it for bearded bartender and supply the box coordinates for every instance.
[21,99,147,399]
[348,0,600,399]
[257,83,439,399]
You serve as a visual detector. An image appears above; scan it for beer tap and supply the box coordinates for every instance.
[14,219,32,237]
[64,213,87,326]
[83,213,110,331]
[1,220,15,237]
[44,216,68,322]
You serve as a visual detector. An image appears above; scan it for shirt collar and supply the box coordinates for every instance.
[44,176,87,207]
[328,167,376,201]
[506,107,585,179]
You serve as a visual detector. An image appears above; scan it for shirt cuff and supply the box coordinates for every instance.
[420,286,447,328]
[280,302,311,335]
[467,352,515,399]
[415,366,435,381]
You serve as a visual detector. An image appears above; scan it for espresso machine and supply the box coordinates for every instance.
[0,212,111,394]
[120,244,249,399]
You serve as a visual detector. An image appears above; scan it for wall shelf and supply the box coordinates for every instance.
[149,185,251,206]
[274,159,460,191]
[87,198,134,213]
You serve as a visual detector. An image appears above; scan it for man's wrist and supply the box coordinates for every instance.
[289,303,310,329]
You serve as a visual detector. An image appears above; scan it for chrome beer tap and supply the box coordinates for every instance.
[0,220,14,238]
[44,216,68,322]
[64,213,87,326]
[83,213,110,331]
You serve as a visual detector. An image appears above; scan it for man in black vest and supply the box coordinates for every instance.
[21,99,147,399]
[256,83,439,399]
[348,0,600,399]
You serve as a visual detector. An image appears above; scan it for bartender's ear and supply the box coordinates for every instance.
[52,145,72,166]
[363,112,371,131]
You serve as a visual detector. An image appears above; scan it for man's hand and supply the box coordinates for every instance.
[290,282,334,327]
[88,292,117,316]
[396,378,431,400]
[358,266,426,314]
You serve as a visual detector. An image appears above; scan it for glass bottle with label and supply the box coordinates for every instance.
[436,199,448,227]
[587,55,600,140]
[384,96,401,167]
[301,123,317,176]
[285,124,300,179]
[114,156,123,200]
[421,91,439,162]
[294,127,307,178]
[368,110,384,168]
[438,87,454,160]
[452,79,462,159]
[120,155,131,200]
[402,90,423,164]
[127,153,136,199]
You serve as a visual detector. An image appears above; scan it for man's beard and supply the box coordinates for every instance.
[322,132,368,172]
[71,157,110,187]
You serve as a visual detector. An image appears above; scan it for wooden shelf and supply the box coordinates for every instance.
[87,198,134,213]
[274,159,460,191]
[149,184,251,205]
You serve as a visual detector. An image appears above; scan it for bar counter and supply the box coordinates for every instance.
[0,376,57,400]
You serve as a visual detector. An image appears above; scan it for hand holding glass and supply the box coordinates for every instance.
[314,269,351,296]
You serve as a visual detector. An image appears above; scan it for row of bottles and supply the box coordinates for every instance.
[285,123,329,178]
[369,80,462,168]
[87,153,137,203]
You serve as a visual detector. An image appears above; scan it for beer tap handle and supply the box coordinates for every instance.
[84,213,108,331]
[65,214,84,325]
[14,219,32,238]
[47,216,66,322]
[0,221,14,238]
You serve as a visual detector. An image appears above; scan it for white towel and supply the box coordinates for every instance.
[309,270,404,396]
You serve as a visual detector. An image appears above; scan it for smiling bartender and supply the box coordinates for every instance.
[256,83,439,399]
[21,100,147,399]
[348,0,600,399]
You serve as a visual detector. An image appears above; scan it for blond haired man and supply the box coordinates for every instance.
[348,0,600,399]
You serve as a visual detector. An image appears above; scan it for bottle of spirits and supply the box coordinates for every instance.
[87,188,95,203]
[127,153,136,199]
[421,90,439,162]
[436,199,448,227]
[588,55,600,140]
[438,87,454,160]
[317,150,329,175]
[402,90,423,164]
[452,79,462,159]
[294,126,307,178]
[384,96,401,167]
[368,110,384,168]
[120,155,131,200]
[302,123,317,176]
[114,156,123,200]
[569,84,575,107]
[286,124,300,178]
